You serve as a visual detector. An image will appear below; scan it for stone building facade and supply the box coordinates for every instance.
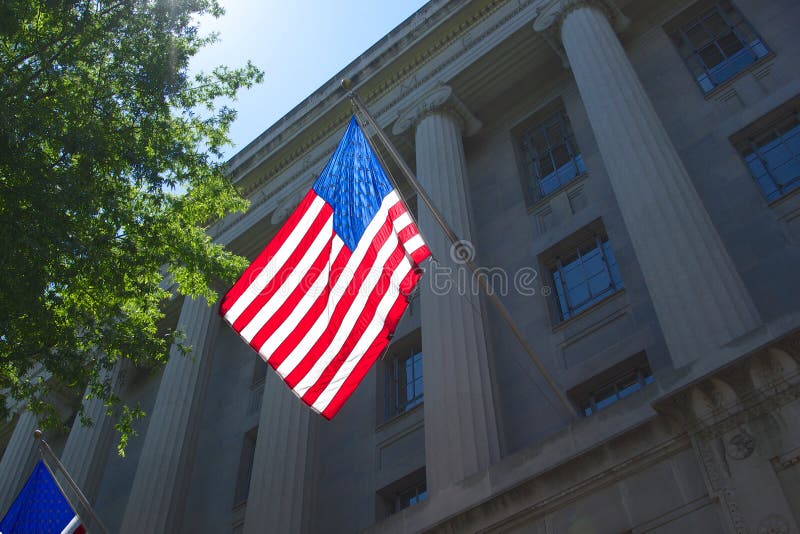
[2,0,800,532]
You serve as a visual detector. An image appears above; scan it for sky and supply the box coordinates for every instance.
[190,0,430,161]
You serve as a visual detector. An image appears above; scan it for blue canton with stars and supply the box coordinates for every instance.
[312,117,393,252]
[0,460,76,534]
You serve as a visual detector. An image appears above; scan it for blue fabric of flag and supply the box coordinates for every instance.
[312,117,393,252]
[0,460,75,534]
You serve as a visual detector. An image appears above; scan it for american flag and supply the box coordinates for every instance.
[220,117,430,419]
[0,460,86,534]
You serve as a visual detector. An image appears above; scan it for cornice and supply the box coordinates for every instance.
[209,0,543,243]
[392,84,482,136]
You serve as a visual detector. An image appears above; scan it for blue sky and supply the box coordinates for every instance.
[191,0,430,161]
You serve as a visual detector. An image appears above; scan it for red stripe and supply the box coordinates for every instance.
[231,205,333,331]
[319,268,421,419]
[397,224,419,245]
[300,245,407,405]
[410,245,431,265]
[281,216,398,387]
[387,200,406,220]
[245,235,335,352]
[262,244,351,367]
[220,190,320,316]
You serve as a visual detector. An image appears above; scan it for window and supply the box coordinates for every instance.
[550,233,623,321]
[669,1,769,94]
[384,330,423,419]
[569,353,654,417]
[518,103,585,200]
[233,427,258,505]
[732,102,800,202]
[377,468,428,517]
[395,481,428,512]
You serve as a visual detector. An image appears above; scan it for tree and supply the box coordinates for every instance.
[0,0,263,453]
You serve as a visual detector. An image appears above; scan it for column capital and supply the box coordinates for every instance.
[532,0,629,35]
[392,84,481,137]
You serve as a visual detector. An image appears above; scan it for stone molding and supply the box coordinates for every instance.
[675,342,800,442]
[209,0,540,245]
[532,0,629,34]
[531,0,630,70]
[392,85,482,137]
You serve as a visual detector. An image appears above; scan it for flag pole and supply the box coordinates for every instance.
[341,79,577,418]
[33,429,109,534]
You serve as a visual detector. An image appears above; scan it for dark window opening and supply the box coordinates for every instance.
[569,353,654,417]
[377,469,428,518]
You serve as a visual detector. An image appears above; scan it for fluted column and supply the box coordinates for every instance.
[60,364,121,504]
[243,371,314,534]
[0,411,39,515]
[394,85,500,494]
[120,297,215,534]
[533,1,760,366]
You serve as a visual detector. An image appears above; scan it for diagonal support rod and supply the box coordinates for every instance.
[34,429,109,534]
[342,79,577,417]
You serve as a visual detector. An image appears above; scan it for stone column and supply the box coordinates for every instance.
[0,411,39,514]
[394,85,500,494]
[120,297,215,534]
[60,364,121,504]
[243,371,315,534]
[533,0,760,367]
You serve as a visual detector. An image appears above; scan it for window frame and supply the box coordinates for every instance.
[515,100,586,204]
[547,231,624,323]
[382,329,424,421]
[567,352,655,417]
[668,0,770,94]
[732,101,800,202]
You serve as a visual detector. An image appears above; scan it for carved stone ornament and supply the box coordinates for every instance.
[392,84,482,137]
[726,429,755,460]
[757,514,790,534]
[531,0,630,34]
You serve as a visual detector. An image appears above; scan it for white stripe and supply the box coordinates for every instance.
[239,216,333,342]
[61,516,82,534]
[404,234,425,254]
[289,229,401,396]
[224,196,326,324]
[274,190,400,377]
[393,212,412,232]
[312,257,413,412]
[256,237,345,357]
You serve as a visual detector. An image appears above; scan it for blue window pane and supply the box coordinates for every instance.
[581,368,654,417]
[772,161,800,188]
[751,39,769,58]
[743,116,800,200]
[745,153,767,177]
[539,172,561,196]
[575,154,586,175]
[761,140,793,169]
[679,4,769,94]
[784,129,800,155]
[552,238,624,321]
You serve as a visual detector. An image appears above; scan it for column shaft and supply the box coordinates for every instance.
[120,297,215,534]
[416,111,500,493]
[0,411,38,515]
[559,5,760,365]
[243,371,314,534]
[60,365,121,504]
